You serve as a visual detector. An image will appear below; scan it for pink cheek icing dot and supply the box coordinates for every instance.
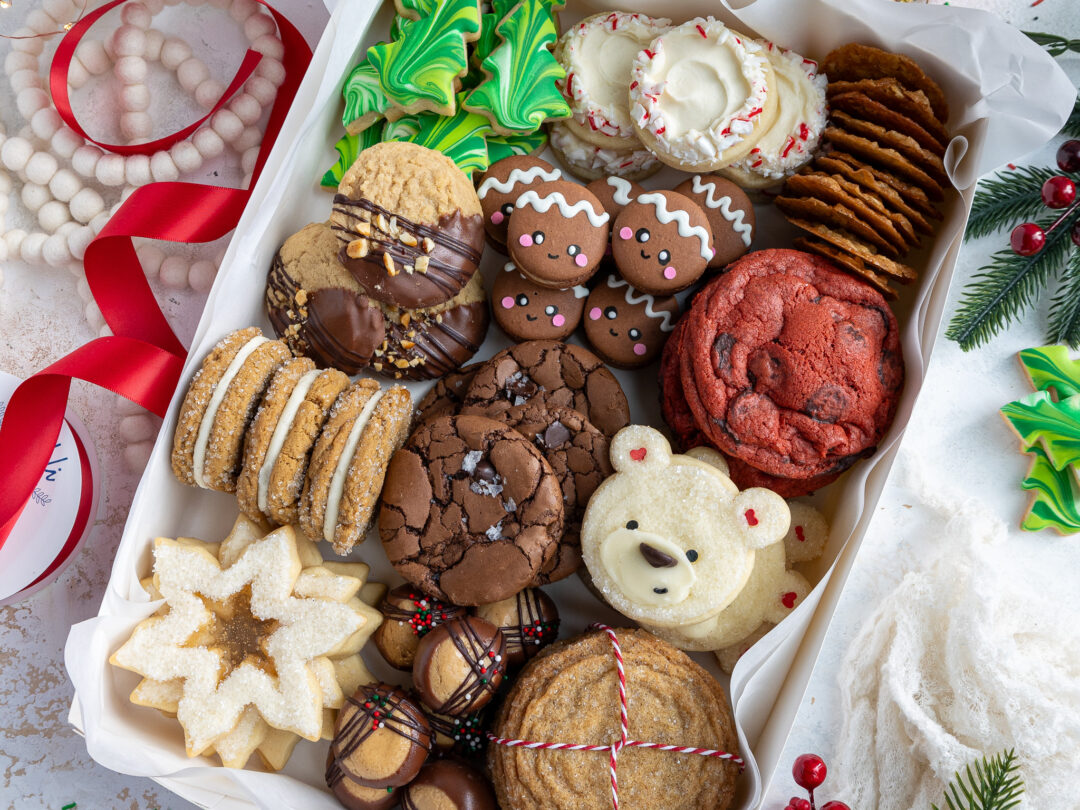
[589,307,602,320]
[501,296,515,309]
[519,234,534,247]
[663,266,677,280]
[619,226,633,240]
[552,314,566,327]
[633,343,647,356]
[490,211,505,225]
[574,254,589,268]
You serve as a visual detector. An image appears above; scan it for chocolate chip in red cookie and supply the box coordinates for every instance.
[492,262,589,342]
[583,273,679,369]
[612,190,714,295]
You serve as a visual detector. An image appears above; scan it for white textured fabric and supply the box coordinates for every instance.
[833,489,1080,808]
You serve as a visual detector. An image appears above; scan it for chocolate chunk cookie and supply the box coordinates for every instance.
[460,340,630,437]
[414,363,480,425]
[379,415,565,606]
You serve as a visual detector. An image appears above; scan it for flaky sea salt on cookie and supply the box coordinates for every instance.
[629,18,778,171]
[554,11,671,150]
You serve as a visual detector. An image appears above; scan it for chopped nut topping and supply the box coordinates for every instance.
[294,289,308,305]
[399,231,417,247]
[373,362,383,372]
[401,339,416,350]
[346,238,369,259]
[355,220,372,237]
[414,255,430,273]
[394,358,411,369]
[383,252,397,275]
[375,213,389,233]
[422,237,434,254]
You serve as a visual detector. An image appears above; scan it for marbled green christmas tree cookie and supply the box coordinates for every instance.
[342,58,390,135]
[1020,443,1080,534]
[486,130,547,163]
[321,126,385,189]
[384,93,493,177]
[1019,345,1080,400]
[1001,390,1080,475]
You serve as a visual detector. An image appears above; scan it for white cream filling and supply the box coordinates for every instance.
[192,336,268,489]
[257,369,321,513]
[322,389,385,543]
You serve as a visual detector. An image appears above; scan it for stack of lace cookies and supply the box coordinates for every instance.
[109,515,385,769]
[170,326,413,554]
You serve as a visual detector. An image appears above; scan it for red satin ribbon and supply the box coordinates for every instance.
[0,0,312,549]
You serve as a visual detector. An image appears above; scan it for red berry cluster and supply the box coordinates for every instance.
[783,754,849,810]
[1010,140,1080,256]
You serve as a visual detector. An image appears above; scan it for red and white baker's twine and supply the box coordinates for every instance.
[487,623,744,810]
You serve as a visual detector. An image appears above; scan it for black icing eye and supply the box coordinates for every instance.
[626,520,639,530]
[544,304,558,316]
[567,244,581,256]
[516,294,529,306]
[532,231,545,245]
[635,228,650,243]
[605,306,618,320]
[686,549,699,563]
[658,249,671,264]
[500,203,514,216]
[629,327,641,340]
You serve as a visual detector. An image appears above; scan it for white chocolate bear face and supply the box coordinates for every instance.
[581,426,791,628]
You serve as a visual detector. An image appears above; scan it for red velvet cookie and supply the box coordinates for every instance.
[491,262,589,342]
[476,156,562,249]
[611,190,714,295]
[681,249,903,480]
[583,272,678,369]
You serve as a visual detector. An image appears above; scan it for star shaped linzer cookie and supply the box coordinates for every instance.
[110,517,383,766]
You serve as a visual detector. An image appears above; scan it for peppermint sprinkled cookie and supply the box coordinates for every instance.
[508,180,610,288]
[492,262,588,342]
[331,142,485,310]
[236,358,350,527]
[413,616,507,715]
[373,584,468,670]
[554,11,671,150]
[719,43,827,189]
[474,587,560,667]
[475,155,562,249]
[584,273,678,368]
[629,18,778,171]
[674,175,755,267]
[300,379,413,555]
[585,176,645,222]
[612,190,714,295]
[171,327,292,492]
[549,121,661,182]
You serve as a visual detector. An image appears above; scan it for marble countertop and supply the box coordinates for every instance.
[2,0,1078,808]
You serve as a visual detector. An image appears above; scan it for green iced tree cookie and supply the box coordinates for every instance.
[1019,345,1080,400]
[368,0,482,118]
[342,58,390,135]
[321,125,385,189]
[384,94,493,177]
[486,130,547,163]
[464,0,570,134]
[1021,443,1080,534]
[1001,390,1080,472]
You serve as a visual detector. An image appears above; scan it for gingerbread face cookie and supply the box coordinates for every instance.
[584,273,679,369]
[674,175,755,268]
[475,156,562,249]
[612,190,714,295]
[507,181,610,289]
[492,263,589,342]
[585,176,646,223]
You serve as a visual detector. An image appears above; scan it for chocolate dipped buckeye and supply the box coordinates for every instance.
[374,584,469,671]
[413,617,507,716]
[473,587,560,668]
[402,758,497,810]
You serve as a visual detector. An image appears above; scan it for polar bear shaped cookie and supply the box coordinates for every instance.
[580,425,790,629]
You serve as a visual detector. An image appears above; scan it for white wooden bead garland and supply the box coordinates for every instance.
[0,0,283,306]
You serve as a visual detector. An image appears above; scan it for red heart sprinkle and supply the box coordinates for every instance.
[630,447,647,461]
[781,592,797,608]
[744,509,758,526]
[795,526,806,543]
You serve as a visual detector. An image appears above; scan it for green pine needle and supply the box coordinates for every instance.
[965,166,1059,240]
[1065,93,1080,139]
[1024,31,1080,57]
[947,212,1074,350]
[1048,241,1080,347]
[931,749,1024,810]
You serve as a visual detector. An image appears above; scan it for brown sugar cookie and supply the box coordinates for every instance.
[171,327,292,492]
[823,127,944,201]
[489,627,740,810]
[412,616,507,716]
[236,357,350,526]
[327,684,432,790]
[583,272,679,369]
[796,168,919,248]
[496,403,613,583]
[373,584,468,671]
[300,379,413,555]
[774,194,902,258]
[414,363,479,425]
[830,109,948,188]
[475,156,562,249]
[378,415,565,606]
[783,172,912,253]
[267,222,489,381]
[473,588,560,668]
[673,175,755,268]
[817,150,941,224]
[828,91,946,156]
[821,43,949,124]
[787,218,918,283]
[492,262,589,342]
[460,340,630,438]
[402,758,497,810]
[826,78,949,146]
[331,142,485,309]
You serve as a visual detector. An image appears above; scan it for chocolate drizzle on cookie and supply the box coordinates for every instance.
[380,587,467,637]
[414,617,506,717]
[499,589,560,665]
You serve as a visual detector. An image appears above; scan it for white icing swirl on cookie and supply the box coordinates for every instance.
[257,368,320,513]
[514,188,610,227]
[193,335,268,489]
[690,175,753,246]
[477,165,562,199]
[323,388,384,543]
[607,176,636,206]
[549,122,659,177]
[635,192,714,260]
[606,274,675,331]
[629,18,771,165]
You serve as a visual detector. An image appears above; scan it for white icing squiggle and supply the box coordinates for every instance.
[635,192,713,260]
[691,176,753,247]
[257,368,321,513]
[607,176,635,206]
[515,189,610,227]
[606,275,675,332]
[323,388,385,543]
[477,166,562,199]
[572,284,590,298]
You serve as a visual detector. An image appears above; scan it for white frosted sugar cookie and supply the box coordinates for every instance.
[629,18,778,171]
[549,121,661,182]
[554,11,671,150]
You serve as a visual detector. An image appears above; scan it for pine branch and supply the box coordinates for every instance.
[1048,233,1080,347]
[947,212,1074,349]
[1024,31,1080,57]
[931,749,1023,810]
[965,166,1059,240]
[1065,93,1080,139]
